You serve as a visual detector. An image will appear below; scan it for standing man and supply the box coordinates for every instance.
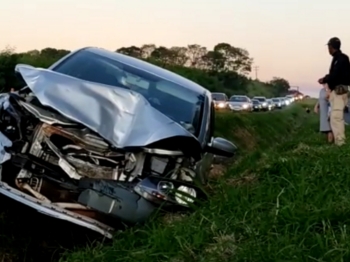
[319,37,350,145]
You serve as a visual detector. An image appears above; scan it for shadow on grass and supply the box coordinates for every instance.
[0,196,109,262]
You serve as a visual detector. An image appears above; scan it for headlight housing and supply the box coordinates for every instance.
[218,102,225,108]
[175,186,197,205]
[242,104,248,108]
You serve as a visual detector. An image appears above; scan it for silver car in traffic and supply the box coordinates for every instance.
[271,98,282,109]
[228,95,252,111]
[252,96,268,111]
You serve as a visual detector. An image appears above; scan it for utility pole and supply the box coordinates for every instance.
[253,66,259,80]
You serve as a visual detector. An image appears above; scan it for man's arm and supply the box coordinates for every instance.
[314,101,319,113]
[323,55,349,84]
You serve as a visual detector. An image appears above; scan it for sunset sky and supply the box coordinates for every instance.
[2,0,350,97]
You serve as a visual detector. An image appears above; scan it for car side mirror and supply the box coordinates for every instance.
[206,137,237,157]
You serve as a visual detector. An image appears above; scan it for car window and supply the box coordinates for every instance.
[212,93,225,100]
[229,96,248,102]
[52,50,205,135]
[255,98,266,102]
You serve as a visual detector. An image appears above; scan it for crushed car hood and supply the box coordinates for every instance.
[15,64,200,149]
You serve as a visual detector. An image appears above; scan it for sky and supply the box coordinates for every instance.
[2,0,350,98]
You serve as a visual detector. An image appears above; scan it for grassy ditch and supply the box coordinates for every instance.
[60,103,322,262]
[0,103,310,262]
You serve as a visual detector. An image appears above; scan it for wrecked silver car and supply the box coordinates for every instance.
[0,47,236,238]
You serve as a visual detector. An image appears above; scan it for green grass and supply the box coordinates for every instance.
[60,102,329,262]
[4,100,350,261]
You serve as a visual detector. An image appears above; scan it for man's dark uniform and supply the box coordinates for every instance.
[321,38,350,94]
[321,37,350,112]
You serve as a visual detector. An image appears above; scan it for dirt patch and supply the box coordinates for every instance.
[233,127,256,150]
[205,233,237,259]
[162,213,187,225]
[226,171,257,187]
[292,143,311,153]
[208,164,226,179]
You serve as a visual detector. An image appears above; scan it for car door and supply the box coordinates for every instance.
[224,94,229,108]
[195,102,215,184]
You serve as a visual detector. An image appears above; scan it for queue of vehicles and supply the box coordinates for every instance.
[211,92,302,112]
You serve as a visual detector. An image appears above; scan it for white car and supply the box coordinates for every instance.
[272,98,283,109]
[285,95,294,103]
[228,95,252,111]
[252,96,268,111]
[280,97,290,106]
[211,92,229,109]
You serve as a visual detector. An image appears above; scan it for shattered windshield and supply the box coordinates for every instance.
[51,50,204,135]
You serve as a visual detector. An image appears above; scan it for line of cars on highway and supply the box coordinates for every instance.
[211,93,301,112]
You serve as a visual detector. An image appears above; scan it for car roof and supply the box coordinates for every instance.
[231,95,248,97]
[212,93,226,96]
[65,47,208,96]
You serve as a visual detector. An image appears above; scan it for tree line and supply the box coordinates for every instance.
[0,43,291,97]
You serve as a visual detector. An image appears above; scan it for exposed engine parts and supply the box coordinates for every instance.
[0,93,203,237]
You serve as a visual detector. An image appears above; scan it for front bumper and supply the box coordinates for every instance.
[229,105,251,111]
[214,103,227,109]
[0,181,114,238]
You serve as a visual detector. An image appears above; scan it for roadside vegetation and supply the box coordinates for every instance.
[4,99,350,261]
[0,100,306,262]
[0,44,291,97]
[0,43,334,261]
[58,100,350,262]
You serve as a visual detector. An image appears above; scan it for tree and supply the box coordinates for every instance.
[0,46,20,90]
[213,43,253,74]
[268,77,290,95]
[186,44,207,68]
[202,51,226,72]
[40,48,70,59]
[169,46,188,66]
[0,43,290,97]
[140,44,156,58]
[150,46,180,66]
[116,46,142,58]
